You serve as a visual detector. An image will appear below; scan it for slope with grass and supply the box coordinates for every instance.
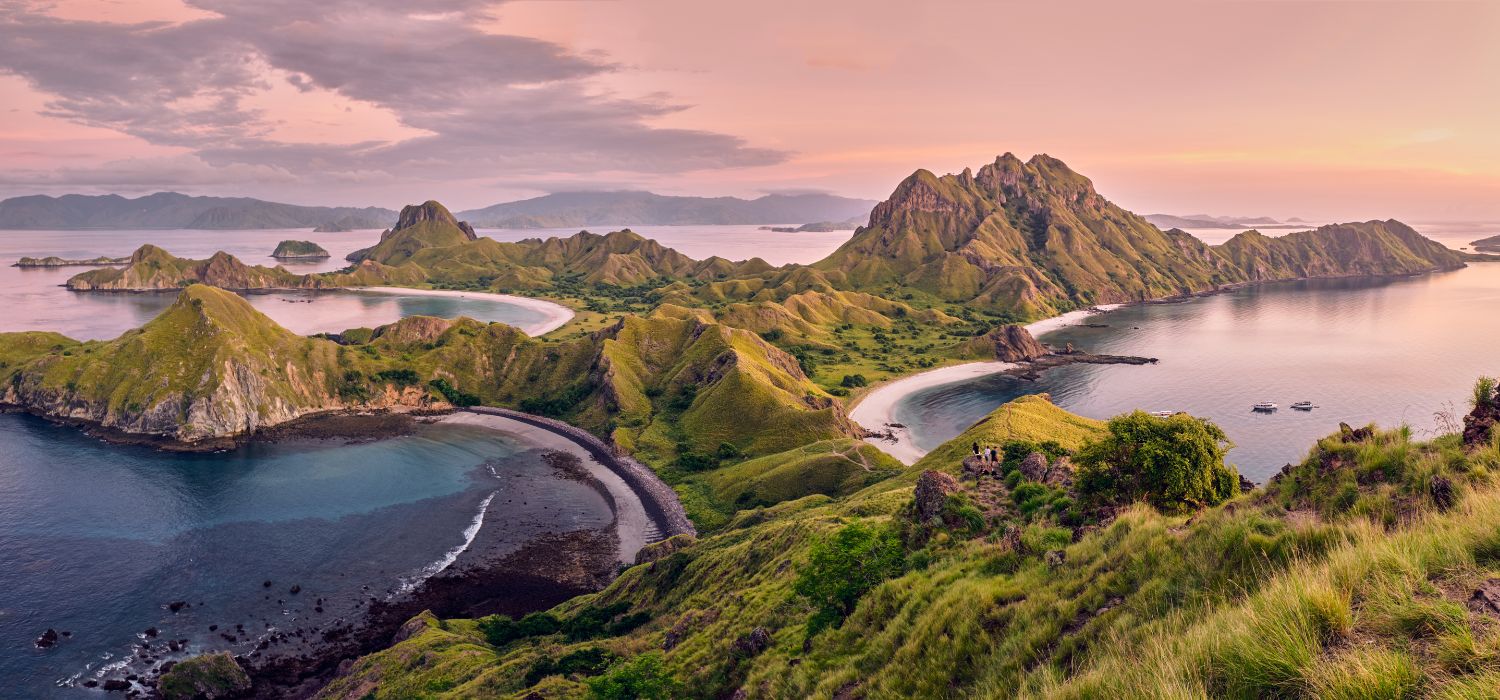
[65,244,316,291]
[313,386,1500,699]
[1215,220,1467,282]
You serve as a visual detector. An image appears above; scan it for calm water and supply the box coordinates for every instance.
[0,414,614,696]
[898,261,1500,481]
[0,226,852,340]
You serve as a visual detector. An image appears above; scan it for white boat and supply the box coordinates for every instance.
[1150,410,1176,418]
[1291,401,1314,411]
[1252,402,1278,412]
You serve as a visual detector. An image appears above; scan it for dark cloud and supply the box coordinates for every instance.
[0,0,786,193]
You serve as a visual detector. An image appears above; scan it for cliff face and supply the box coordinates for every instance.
[958,324,1051,361]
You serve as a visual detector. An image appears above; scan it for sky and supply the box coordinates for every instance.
[1,0,1498,221]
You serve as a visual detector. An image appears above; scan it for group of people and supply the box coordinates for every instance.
[972,442,1001,464]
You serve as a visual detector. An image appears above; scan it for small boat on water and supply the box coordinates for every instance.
[1150,410,1176,418]
[1291,401,1315,411]
[1252,402,1278,412]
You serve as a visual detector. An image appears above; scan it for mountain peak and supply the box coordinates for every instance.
[394,200,476,239]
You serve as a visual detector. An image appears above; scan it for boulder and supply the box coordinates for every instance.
[1017,452,1049,482]
[730,627,772,659]
[975,325,1050,362]
[913,470,961,523]
[1430,475,1456,511]
[34,628,59,648]
[1339,422,1373,443]
[1464,395,1498,448]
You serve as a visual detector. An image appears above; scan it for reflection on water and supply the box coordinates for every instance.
[898,264,1500,482]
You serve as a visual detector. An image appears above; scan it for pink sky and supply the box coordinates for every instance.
[2,0,1498,220]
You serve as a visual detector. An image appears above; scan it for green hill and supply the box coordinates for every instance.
[1216,220,1466,281]
[270,240,331,259]
[314,387,1500,699]
[66,244,315,291]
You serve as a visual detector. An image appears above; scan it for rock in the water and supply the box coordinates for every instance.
[168,600,189,613]
[34,628,59,648]
[1238,474,1256,493]
[913,470,962,523]
[102,679,130,691]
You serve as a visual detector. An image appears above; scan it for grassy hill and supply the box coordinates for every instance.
[313,386,1500,699]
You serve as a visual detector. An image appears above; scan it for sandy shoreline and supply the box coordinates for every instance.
[437,411,659,564]
[849,305,1123,465]
[350,286,575,336]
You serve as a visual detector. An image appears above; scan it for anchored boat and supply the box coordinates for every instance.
[1252,402,1278,412]
[1291,401,1314,411]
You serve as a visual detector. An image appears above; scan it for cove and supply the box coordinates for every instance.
[893,263,1500,482]
[0,413,616,697]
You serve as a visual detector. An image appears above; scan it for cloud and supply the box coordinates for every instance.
[0,0,787,194]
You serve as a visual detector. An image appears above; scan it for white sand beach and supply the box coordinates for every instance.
[351,287,575,336]
[849,304,1125,464]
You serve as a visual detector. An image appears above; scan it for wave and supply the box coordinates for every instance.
[397,491,496,594]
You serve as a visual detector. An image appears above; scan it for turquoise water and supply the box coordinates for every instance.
[896,262,1500,482]
[0,415,613,696]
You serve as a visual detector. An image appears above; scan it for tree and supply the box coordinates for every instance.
[1076,411,1238,513]
[793,520,905,635]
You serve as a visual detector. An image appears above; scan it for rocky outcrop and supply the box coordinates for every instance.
[913,470,962,522]
[14,255,128,267]
[1464,386,1499,448]
[964,324,1050,362]
[157,652,251,700]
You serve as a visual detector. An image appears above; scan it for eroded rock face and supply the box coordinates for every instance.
[1464,394,1498,448]
[394,200,477,241]
[1018,452,1050,481]
[913,470,962,523]
[981,325,1050,362]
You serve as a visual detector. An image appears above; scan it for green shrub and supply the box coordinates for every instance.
[1076,411,1238,513]
[585,652,682,700]
[428,378,480,407]
[794,520,905,636]
[841,374,869,388]
[478,612,561,647]
[526,647,618,686]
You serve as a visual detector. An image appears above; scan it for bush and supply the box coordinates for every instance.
[585,652,682,700]
[841,374,869,388]
[1076,411,1238,513]
[526,647,618,686]
[794,520,905,636]
[373,368,420,385]
[428,378,480,407]
[478,612,561,647]
[1474,376,1498,408]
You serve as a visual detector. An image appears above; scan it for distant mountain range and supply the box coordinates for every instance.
[453,191,876,228]
[1143,213,1306,230]
[0,192,396,231]
[0,190,877,231]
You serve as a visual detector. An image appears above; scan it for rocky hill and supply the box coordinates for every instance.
[0,192,394,230]
[1473,234,1500,253]
[456,191,876,228]
[806,154,1466,318]
[0,286,432,444]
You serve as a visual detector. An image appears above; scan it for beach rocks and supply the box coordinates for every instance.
[168,600,189,613]
[913,470,961,523]
[101,678,131,691]
[34,628,59,648]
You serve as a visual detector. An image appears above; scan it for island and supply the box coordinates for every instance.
[758,217,863,233]
[270,239,332,259]
[13,254,129,267]
[1473,234,1500,253]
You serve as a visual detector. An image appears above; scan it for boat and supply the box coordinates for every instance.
[1150,410,1176,418]
[1252,402,1278,412]
[1291,401,1314,411]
